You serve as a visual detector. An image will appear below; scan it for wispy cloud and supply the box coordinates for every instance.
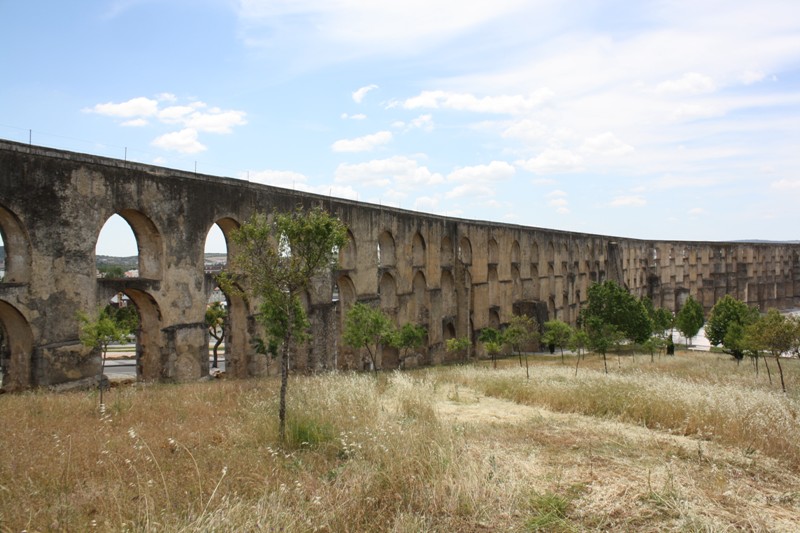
[331,131,392,152]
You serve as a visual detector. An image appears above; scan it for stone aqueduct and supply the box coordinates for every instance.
[1,139,799,390]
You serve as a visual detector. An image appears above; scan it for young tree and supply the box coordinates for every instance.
[542,319,572,363]
[388,323,427,366]
[746,309,796,392]
[478,327,503,368]
[705,295,759,361]
[78,308,128,405]
[583,316,623,374]
[205,301,227,369]
[569,327,590,376]
[503,314,540,379]
[676,296,704,348]
[222,207,347,442]
[342,302,394,374]
[445,337,471,363]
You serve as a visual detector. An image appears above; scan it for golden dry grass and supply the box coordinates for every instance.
[0,351,798,531]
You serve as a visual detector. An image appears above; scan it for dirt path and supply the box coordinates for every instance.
[434,385,800,531]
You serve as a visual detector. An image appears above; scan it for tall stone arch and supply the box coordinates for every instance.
[334,274,357,369]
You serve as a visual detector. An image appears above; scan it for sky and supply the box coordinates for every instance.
[1,0,799,256]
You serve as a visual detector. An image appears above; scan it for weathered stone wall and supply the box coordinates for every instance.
[1,140,798,389]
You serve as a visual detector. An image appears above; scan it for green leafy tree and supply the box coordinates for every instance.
[583,316,623,374]
[580,281,652,345]
[205,301,227,369]
[98,264,126,278]
[445,337,471,363]
[478,327,503,368]
[503,314,540,379]
[569,327,590,376]
[78,308,128,405]
[222,207,347,442]
[676,296,704,347]
[705,295,759,361]
[388,323,427,366]
[343,302,394,374]
[746,310,797,392]
[543,320,572,363]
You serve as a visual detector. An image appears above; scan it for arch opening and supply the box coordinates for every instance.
[0,204,32,284]
[0,300,34,391]
[339,229,357,270]
[377,231,396,268]
[96,211,163,280]
[488,237,499,265]
[441,235,454,267]
[122,289,163,381]
[459,237,472,265]
[412,232,426,268]
[334,275,357,369]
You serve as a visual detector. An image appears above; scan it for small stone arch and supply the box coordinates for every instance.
[378,231,396,268]
[511,264,522,302]
[0,299,34,391]
[339,229,357,270]
[489,308,501,329]
[531,241,540,264]
[488,264,499,306]
[379,271,398,312]
[459,236,472,265]
[412,231,426,268]
[441,235,454,267]
[412,271,428,324]
[0,204,32,284]
[511,240,521,265]
[334,274,357,369]
[121,288,163,382]
[441,269,456,316]
[488,237,499,265]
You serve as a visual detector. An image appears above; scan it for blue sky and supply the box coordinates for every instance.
[2,0,799,256]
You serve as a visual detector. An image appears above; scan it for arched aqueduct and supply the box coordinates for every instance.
[1,139,798,390]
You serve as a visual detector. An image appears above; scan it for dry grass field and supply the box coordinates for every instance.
[1,351,799,532]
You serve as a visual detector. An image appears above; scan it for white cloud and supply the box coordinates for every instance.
[121,118,148,127]
[409,114,434,131]
[247,169,309,189]
[352,84,378,103]
[740,70,767,85]
[770,179,800,190]
[183,108,247,133]
[334,155,443,189]
[401,89,553,115]
[546,189,567,198]
[656,72,716,95]
[414,196,439,211]
[609,195,647,208]
[580,132,634,157]
[156,92,177,102]
[87,97,159,117]
[447,161,515,183]
[341,113,367,120]
[516,149,583,174]
[445,183,495,199]
[502,119,548,142]
[331,131,392,152]
[151,128,207,154]
[651,176,722,189]
[532,178,556,186]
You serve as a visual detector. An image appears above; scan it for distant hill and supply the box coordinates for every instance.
[95,253,227,270]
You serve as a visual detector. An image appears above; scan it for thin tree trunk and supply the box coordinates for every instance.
[775,354,786,393]
[212,337,222,368]
[603,352,608,374]
[575,353,580,377]
[279,329,292,443]
[525,353,530,380]
[763,355,773,385]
